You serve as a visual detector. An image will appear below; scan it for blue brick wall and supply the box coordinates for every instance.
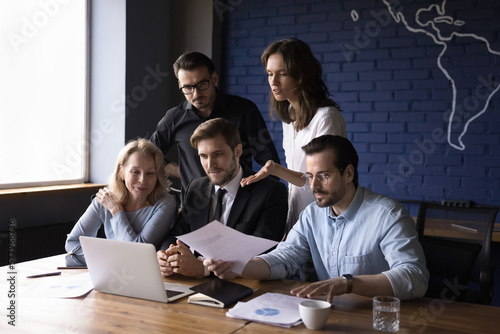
[219,0,500,208]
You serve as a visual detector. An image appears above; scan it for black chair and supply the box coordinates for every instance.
[416,202,497,304]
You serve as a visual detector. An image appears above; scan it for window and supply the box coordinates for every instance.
[0,0,88,188]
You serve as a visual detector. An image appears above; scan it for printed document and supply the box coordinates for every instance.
[177,221,278,274]
[22,272,93,298]
[226,292,307,328]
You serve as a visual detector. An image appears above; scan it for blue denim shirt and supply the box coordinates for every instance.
[259,187,429,300]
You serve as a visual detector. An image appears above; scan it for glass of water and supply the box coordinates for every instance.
[373,296,400,332]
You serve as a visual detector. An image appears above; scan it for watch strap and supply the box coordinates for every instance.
[342,274,353,293]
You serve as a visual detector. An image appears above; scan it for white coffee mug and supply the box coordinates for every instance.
[299,300,332,330]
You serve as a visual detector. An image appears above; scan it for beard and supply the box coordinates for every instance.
[313,185,345,208]
[192,96,209,109]
[207,155,238,186]
[191,89,216,110]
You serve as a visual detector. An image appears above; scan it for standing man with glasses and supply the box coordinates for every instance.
[150,52,280,200]
[205,135,429,302]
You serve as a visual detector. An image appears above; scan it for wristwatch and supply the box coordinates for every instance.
[342,274,353,294]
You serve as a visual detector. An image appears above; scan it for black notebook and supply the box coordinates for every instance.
[188,278,253,308]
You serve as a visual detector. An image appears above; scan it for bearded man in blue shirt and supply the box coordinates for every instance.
[205,135,429,302]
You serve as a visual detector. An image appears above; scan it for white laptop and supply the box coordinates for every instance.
[80,236,194,303]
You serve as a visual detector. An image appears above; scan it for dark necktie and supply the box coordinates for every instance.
[213,188,227,222]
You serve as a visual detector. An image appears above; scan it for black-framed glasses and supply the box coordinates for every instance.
[304,169,344,185]
[179,76,211,95]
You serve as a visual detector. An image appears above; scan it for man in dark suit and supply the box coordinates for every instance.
[157,118,287,278]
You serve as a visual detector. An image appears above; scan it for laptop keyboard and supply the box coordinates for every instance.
[166,289,185,299]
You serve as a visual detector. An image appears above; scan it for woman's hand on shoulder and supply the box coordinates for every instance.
[240,160,276,187]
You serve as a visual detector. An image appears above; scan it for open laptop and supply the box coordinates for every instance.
[80,236,194,303]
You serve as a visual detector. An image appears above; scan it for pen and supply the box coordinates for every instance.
[57,266,87,269]
[26,271,61,279]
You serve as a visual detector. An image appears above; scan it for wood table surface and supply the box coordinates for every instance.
[2,254,499,333]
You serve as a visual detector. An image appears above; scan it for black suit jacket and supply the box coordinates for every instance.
[161,167,288,249]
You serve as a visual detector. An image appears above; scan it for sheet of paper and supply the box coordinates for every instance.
[22,272,93,298]
[177,221,278,274]
[226,292,307,328]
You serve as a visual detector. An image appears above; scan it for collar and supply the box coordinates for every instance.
[328,206,337,218]
[214,164,243,197]
[328,186,364,221]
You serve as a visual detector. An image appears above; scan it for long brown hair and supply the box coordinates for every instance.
[261,38,340,131]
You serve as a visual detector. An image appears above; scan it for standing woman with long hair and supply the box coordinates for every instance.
[241,38,346,233]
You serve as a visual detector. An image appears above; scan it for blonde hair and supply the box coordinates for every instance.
[108,139,170,206]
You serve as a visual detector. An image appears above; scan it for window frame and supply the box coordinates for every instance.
[0,0,91,190]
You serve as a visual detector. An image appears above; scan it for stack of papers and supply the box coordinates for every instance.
[226,292,308,328]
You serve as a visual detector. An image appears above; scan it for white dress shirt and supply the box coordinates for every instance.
[282,106,346,228]
[211,165,243,225]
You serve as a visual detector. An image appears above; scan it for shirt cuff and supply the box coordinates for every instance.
[198,256,210,277]
[257,254,288,280]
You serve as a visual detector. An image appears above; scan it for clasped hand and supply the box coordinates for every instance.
[157,240,204,277]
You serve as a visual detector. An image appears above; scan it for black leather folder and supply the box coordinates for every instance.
[188,278,253,308]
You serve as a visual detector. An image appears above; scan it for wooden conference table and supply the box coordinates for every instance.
[2,254,499,333]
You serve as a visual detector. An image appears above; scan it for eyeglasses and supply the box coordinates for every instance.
[179,77,211,95]
[304,169,343,185]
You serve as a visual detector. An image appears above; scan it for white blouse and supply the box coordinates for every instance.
[282,106,346,229]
